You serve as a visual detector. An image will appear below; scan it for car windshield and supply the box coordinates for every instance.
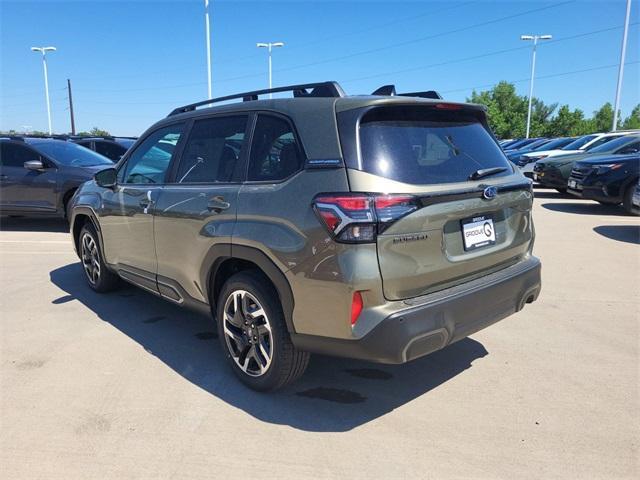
[562,134,597,150]
[358,106,512,185]
[588,135,639,153]
[115,138,136,148]
[31,141,113,166]
[534,138,574,151]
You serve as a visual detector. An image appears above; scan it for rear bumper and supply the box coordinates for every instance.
[292,256,541,364]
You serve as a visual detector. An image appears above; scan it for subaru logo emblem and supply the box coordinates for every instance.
[483,186,497,200]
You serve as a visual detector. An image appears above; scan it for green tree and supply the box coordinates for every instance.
[468,81,529,138]
[622,104,640,130]
[590,103,617,132]
[77,127,111,137]
[544,105,590,137]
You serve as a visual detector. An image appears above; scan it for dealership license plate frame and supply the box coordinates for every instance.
[461,214,496,251]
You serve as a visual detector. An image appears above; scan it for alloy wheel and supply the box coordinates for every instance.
[222,290,273,377]
[81,232,101,285]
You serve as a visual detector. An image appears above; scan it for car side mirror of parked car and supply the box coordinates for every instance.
[95,167,117,188]
[24,160,46,172]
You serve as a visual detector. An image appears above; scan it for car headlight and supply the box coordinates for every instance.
[594,163,623,175]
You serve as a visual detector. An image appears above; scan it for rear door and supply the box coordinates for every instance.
[340,104,534,300]
[153,114,249,304]
[0,141,58,213]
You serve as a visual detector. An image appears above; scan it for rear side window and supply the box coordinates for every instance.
[0,143,40,167]
[247,115,303,181]
[358,107,511,185]
[176,116,247,184]
[94,141,127,161]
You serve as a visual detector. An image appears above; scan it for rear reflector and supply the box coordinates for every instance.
[351,291,363,326]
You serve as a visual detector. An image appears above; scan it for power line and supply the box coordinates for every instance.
[339,22,639,84]
[439,60,640,95]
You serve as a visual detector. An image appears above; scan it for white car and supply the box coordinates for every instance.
[519,131,638,179]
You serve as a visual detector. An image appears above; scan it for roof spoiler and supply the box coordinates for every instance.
[168,81,346,117]
[371,84,443,99]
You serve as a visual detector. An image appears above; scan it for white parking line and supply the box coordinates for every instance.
[0,240,69,244]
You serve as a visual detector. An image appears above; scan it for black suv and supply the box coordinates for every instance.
[70,82,541,391]
[73,136,137,161]
[567,153,640,214]
[0,137,113,218]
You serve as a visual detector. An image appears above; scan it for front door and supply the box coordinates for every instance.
[99,123,186,289]
[153,115,249,304]
[0,142,58,213]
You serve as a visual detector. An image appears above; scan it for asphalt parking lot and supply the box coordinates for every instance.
[1,189,638,479]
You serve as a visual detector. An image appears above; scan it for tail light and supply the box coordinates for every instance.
[313,193,419,243]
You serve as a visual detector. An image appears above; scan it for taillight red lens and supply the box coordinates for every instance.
[435,103,463,110]
[313,193,419,242]
[351,291,363,326]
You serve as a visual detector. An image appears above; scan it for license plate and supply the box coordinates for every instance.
[461,215,496,251]
[568,179,577,188]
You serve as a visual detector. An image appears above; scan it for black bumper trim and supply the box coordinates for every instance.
[292,257,541,364]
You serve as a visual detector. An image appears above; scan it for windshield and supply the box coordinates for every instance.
[563,134,597,150]
[588,135,639,153]
[115,138,136,148]
[31,141,113,166]
[534,137,574,151]
[358,106,512,185]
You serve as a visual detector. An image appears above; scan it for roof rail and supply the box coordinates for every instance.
[168,81,346,117]
[371,85,443,100]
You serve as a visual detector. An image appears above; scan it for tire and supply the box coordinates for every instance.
[79,223,120,292]
[216,271,309,391]
[622,183,640,216]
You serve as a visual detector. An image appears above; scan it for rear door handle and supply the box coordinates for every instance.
[207,196,230,213]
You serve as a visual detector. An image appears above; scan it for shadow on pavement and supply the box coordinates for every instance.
[532,190,571,200]
[0,216,69,233]
[541,202,628,216]
[593,225,640,245]
[50,262,488,432]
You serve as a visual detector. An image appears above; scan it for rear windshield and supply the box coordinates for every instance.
[31,140,113,167]
[588,135,639,153]
[358,107,511,185]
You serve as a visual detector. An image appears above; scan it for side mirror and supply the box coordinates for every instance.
[24,160,45,171]
[94,167,117,188]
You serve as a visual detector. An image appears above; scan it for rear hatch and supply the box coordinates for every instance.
[337,102,534,300]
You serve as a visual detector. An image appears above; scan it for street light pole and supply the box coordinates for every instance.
[31,46,56,135]
[612,0,632,132]
[204,0,212,99]
[521,34,552,138]
[256,42,284,98]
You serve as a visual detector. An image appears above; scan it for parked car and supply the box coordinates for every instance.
[633,180,640,211]
[567,153,639,215]
[533,135,640,192]
[69,81,541,391]
[521,131,636,165]
[72,136,137,161]
[0,136,113,218]
[503,137,546,153]
[500,138,522,149]
[515,137,577,177]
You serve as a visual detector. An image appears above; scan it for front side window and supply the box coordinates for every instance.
[0,143,41,167]
[175,116,247,184]
[121,124,184,184]
[358,106,511,185]
[247,115,303,181]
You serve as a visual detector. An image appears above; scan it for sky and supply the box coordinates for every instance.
[1,0,638,136]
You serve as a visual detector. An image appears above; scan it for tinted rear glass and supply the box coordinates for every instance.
[358,107,511,185]
[535,137,575,151]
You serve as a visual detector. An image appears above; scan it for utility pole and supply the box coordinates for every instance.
[31,46,56,135]
[612,0,632,132]
[520,35,552,138]
[256,42,285,98]
[204,0,212,99]
[67,79,76,135]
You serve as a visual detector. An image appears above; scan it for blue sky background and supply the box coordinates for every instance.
[1,0,638,135]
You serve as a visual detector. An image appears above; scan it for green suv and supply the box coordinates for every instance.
[69,82,541,391]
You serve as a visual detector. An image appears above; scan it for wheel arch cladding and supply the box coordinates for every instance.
[204,244,296,334]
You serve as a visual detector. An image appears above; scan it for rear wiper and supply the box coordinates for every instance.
[468,167,508,181]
